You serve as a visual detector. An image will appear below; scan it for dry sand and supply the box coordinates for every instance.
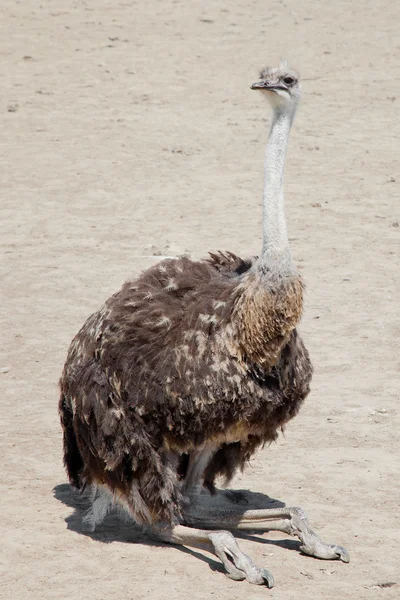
[1,0,399,598]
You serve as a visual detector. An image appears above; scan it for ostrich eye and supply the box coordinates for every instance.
[283,76,295,85]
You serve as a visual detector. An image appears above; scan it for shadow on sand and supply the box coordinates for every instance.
[53,483,302,573]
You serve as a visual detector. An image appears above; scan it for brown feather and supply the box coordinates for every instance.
[59,253,312,524]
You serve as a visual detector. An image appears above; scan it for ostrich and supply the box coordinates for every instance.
[59,62,349,587]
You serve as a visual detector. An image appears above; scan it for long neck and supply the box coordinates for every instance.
[259,104,296,276]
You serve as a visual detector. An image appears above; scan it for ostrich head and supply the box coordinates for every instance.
[251,62,300,109]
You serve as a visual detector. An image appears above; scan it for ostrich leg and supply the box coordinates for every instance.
[184,505,350,562]
[182,447,215,499]
[182,448,248,504]
[158,451,273,585]
[151,524,274,587]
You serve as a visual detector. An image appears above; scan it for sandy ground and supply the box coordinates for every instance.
[1,0,399,598]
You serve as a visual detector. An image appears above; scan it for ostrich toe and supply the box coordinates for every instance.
[209,531,274,586]
[300,540,350,563]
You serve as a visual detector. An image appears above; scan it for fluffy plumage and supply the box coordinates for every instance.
[59,251,312,525]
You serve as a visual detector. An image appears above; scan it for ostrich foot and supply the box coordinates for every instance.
[290,509,349,562]
[151,524,274,587]
[184,505,350,563]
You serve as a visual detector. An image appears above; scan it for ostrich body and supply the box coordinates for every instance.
[59,63,349,586]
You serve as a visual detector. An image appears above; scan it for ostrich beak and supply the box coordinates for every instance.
[250,81,280,91]
[250,81,267,90]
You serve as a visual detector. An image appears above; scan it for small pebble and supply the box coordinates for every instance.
[300,571,314,579]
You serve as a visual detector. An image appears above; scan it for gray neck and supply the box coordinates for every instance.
[259,104,297,276]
